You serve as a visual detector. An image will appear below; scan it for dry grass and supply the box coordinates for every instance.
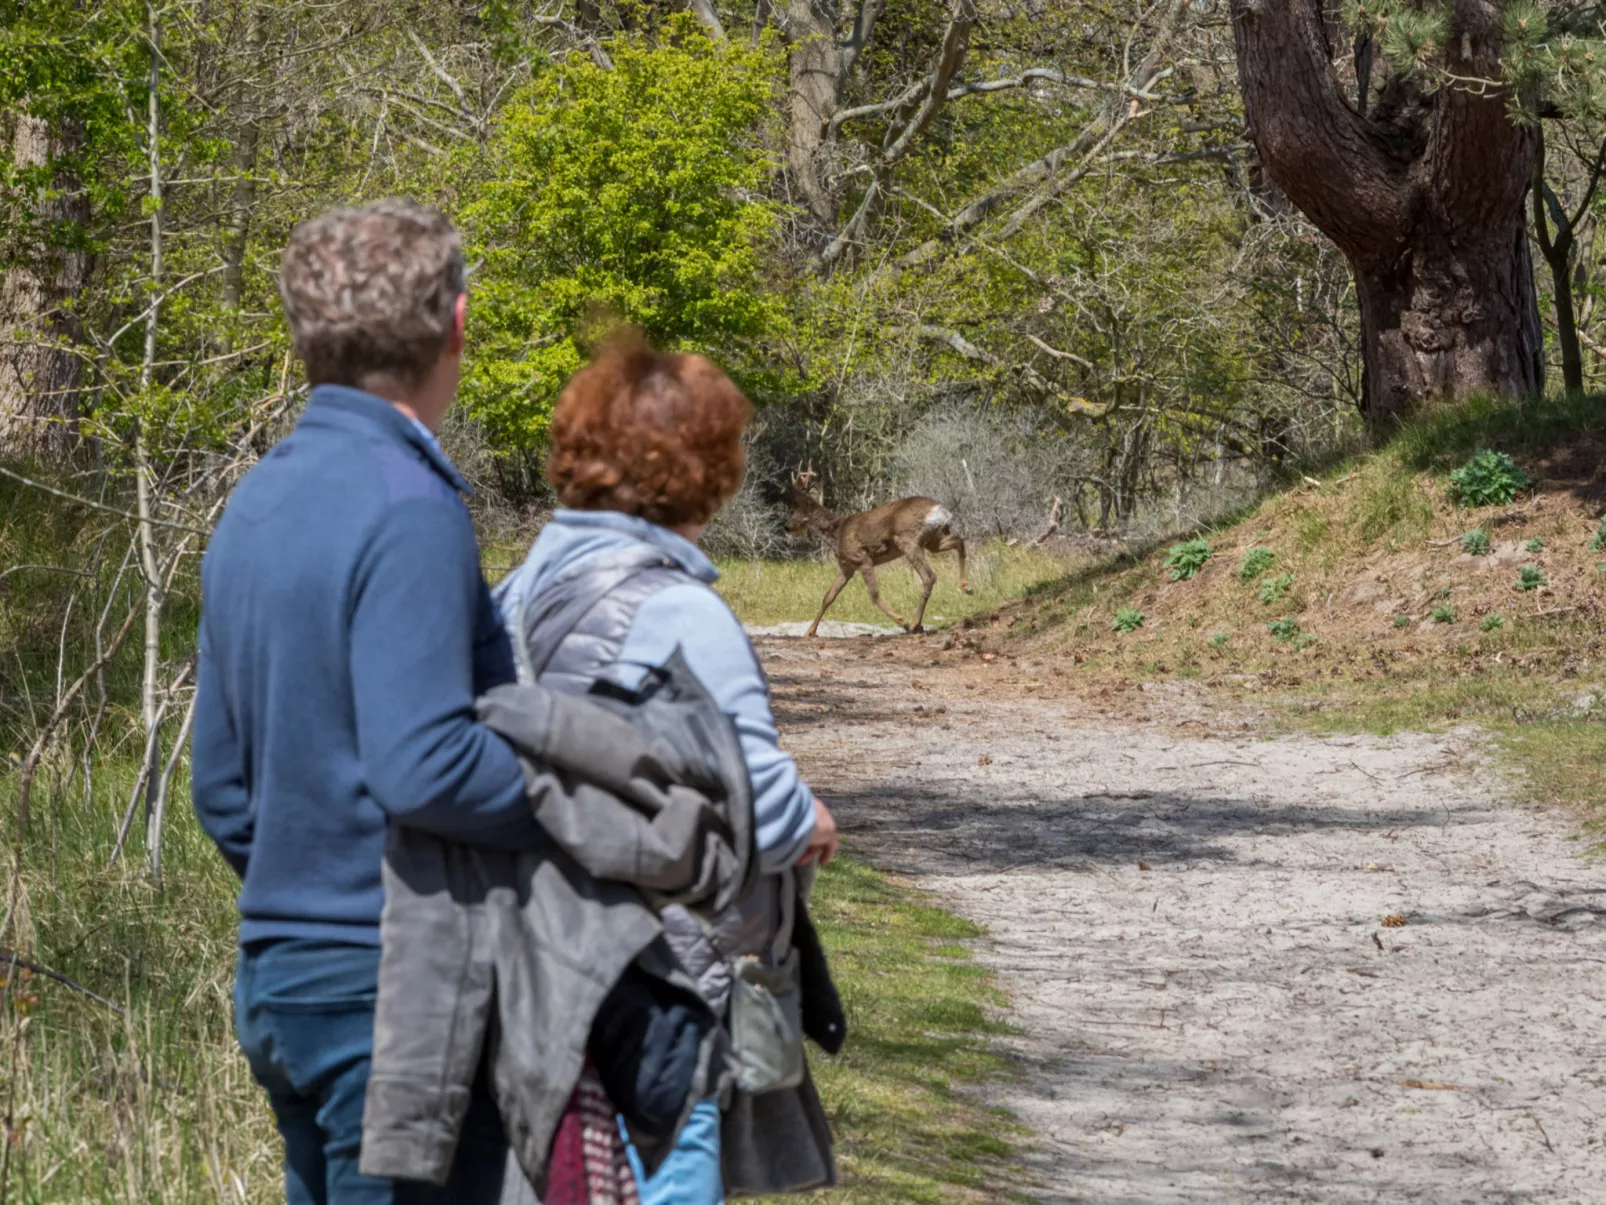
[957,393,1606,831]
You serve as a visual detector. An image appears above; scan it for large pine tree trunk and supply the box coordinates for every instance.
[1354,222,1544,417]
[1231,0,1542,430]
[0,115,91,461]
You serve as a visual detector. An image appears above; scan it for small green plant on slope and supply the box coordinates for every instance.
[1481,613,1505,632]
[1517,564,1547,591]
[1208,631,1230,649]
[1268,617,1301,641]
[1164,538,1212,581]
[1394,614,1412,628]
[1239,547,1276,582]
[1524,537,1544,553]
[1448,449,1535,507]
[1461,528,1491,555]
[1113,607,1145,632]
[1432,604,1456,624]
[1258,573,1295,605]
[1591,518,1606,552]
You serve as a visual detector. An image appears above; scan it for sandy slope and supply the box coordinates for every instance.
[758,635,1606,1205]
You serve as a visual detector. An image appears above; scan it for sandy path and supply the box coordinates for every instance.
[757,636,1606,1205]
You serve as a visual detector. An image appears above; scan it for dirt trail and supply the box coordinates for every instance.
[757,636,1606,1205]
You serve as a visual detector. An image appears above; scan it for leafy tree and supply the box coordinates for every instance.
[461,23,784,450]
[1229,0,1558,427]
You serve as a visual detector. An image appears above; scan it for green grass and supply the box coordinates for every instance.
[715,543,1069,628]
[794,856,1022,1204]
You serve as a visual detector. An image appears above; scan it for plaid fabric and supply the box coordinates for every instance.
[544,1063,641,1205]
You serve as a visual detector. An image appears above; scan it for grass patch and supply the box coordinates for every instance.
[0,772,1022,1203]
[795,856,1021,1204]
[715,543,1069,629]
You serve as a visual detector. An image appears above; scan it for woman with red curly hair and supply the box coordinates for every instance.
[495,331,840,1204]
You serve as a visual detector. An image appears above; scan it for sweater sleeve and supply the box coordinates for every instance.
[349,496,538,846]
[620,584,816,873]
[190,614,252,878]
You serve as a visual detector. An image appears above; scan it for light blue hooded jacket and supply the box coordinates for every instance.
[495,509,817,872]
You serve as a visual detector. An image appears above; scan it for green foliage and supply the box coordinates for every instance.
[1394,614,1413,628]
[1267,616,1301,641]
[1517,564,1548,591]
[1257,573,1294,605]
[462,25,785,450]
[1461,528,1491,556]
[1238,547,1276,581]
[1163,538,1212,581]
[1592,518,1606,552]
[1482,613,1506,632]
[1112,607,1145,633]
[1432,603,1456,624]
[1525,537,1545,553]
[1208,631,1230,649]
[1448,449,1536,507]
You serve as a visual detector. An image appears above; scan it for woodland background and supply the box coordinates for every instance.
[6,0,1606,1199]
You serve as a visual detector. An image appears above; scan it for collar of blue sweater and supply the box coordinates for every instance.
[300,384,472,497]
[550,509,719,583]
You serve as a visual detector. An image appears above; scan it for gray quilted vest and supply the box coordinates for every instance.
[502,544,794,1014]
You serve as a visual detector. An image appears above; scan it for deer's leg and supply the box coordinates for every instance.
[859,563,909,631]
[900,545,938,633]
[937,533,971,594]
[806,569,851,638]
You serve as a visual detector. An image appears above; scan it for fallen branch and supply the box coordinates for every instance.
[0,950,124,1016]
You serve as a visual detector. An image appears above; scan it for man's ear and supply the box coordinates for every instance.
[447,292,467,356]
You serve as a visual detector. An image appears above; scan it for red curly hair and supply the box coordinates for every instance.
[546,329,754,528]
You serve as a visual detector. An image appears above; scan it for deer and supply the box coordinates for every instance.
[786,468,971,637]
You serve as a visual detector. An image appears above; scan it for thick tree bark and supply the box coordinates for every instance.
[779,0,883,232]
[0,116,91,461]
[1231,0,1543,428]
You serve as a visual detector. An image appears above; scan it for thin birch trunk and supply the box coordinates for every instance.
[133,2,166,855]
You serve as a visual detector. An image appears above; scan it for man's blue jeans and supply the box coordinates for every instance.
[625,1097,723,1205]
[234,939,510,1205]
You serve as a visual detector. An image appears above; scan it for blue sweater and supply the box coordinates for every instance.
[191,385,536,946]
[496,510,817,873]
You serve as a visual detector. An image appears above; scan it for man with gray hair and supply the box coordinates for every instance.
[192,201,529,1203]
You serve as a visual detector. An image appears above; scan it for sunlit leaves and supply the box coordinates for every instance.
[460,20,786,451]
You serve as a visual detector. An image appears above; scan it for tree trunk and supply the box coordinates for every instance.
[778,0,883,234]
[1231,0,1543,431]
[0,116,91,462]
[1354,221,1544,416]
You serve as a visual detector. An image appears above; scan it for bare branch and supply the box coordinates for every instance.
[1023,333,1095,369]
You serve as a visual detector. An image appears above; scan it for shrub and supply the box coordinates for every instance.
[1112,607,1145,632]
[1524,537,1544,553]
[1460,528,1490,556]
[1238,547,1276,582]
[1592,518,1606,553]
[1432,604,1455,624]
[1393,614,1412,628]
[1208,631,1230,649]
[1257,573,1295,605]
[1267,617,1300,641]
[1164,538,1212,581]
[1481,613,1504,632]
[1516,564,1547,591]
[462,28,784,450]
[1448,449,1534,507]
